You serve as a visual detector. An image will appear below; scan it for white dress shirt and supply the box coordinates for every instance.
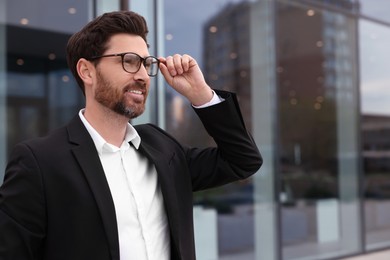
[79,110,170,260]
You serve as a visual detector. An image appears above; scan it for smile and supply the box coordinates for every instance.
[126,89,143,95]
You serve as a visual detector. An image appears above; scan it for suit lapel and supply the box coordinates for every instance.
[138,142,182,256]
[67,116,120,260]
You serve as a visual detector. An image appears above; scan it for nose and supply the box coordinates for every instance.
[133,63,150,81]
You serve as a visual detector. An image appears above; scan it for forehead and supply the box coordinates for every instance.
[105,33,149,56]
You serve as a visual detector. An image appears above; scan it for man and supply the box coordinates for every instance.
[0,10,262,260]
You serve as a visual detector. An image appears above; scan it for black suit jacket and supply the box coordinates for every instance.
[0,91,262,260]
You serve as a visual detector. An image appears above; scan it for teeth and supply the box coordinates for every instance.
[127,90,142,94]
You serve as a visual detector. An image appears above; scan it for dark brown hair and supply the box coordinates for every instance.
[66,11,149,94]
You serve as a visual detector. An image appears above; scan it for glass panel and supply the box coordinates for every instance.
[6,0,90,34]
[163,0,390,259]
[360,20,390,251]
[251,1,279,259]
[359,0,390,24]
[164,0,265,259]
[277,1,361,259]
[4,0,92,156]
[96,0,120,15]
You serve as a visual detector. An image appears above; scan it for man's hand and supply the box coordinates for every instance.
[159,54,213,106]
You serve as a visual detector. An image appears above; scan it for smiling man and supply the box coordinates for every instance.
[0,10,262,260]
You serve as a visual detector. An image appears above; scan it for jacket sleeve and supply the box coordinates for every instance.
[188,90,262,191]
[0,143,46,259]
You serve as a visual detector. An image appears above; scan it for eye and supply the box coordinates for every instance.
[123,54,140,66]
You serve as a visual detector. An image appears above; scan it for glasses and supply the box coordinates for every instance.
[89,52,160,77]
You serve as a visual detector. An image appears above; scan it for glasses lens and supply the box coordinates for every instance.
[123,53,141,73]
[144,57,159,76]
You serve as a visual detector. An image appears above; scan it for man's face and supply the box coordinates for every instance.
[94,34,151,119]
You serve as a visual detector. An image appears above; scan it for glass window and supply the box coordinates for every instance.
[164,0,366,259]
[360,20,390,251]
[6,0,90,34]
[359,0,390,24]
[3,0,90,157]
[276,1,361,259]
[164,1,261,259]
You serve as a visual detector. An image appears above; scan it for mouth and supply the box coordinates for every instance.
[124,86,147,103]
[126,89,144,95]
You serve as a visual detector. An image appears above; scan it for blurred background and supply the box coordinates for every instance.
[0,0,390,259]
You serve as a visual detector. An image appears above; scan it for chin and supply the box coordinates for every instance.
[124,107,145,119]
[113,101,145,119]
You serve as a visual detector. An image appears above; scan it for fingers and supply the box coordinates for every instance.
[160,54,193,77]
[158,58,172,84]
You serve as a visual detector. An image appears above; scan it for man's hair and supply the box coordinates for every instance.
[66,11,149,94]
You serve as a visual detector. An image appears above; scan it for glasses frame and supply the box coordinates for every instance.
[89,52,160,77]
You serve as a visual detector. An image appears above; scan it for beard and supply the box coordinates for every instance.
[94,70,147,119]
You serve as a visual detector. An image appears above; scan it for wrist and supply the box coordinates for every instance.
[190,87,214,107]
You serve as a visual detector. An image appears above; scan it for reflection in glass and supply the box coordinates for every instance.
[6,0,90,34]
[277,1,361,259]
[164,0,365,259]
[6,25,83,155]
[165,0,258,259]
[4,0,89,156]
[360,20,390,250]
[359,0,390,24]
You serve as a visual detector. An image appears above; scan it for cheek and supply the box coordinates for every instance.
[109,71,128,84]
[98,72,126,91]
[98,64,129,83]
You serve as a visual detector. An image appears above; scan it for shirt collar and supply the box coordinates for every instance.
[78,109,141,154]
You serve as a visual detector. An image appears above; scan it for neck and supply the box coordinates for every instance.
[84,104,129,147]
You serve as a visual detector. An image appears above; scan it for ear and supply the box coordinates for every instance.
[76,58,95,87]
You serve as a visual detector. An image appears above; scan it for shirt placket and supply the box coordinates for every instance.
[120,147,151,260]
